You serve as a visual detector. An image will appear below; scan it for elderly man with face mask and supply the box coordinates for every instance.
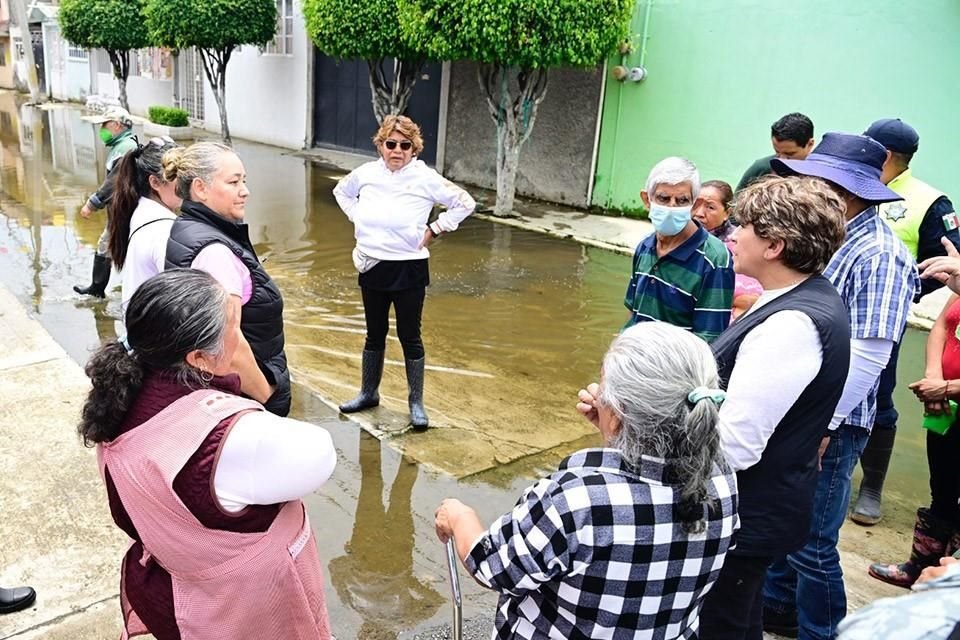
[623,156,735,342]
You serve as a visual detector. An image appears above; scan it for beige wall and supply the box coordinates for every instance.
[0,38,14,89]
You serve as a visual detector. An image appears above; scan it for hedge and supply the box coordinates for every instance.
[148,106,190,127]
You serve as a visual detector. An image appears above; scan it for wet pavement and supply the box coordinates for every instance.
[0,94,936,637]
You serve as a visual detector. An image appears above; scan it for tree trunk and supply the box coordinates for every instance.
[106,50,130,111]
[477,64,549,217]
[198,47,232,144]
[9,0,41,103]
[366,58,422,124]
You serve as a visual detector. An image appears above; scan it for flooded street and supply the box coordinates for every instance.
[0,94,939,636]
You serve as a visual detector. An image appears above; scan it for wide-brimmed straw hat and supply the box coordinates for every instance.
[770,132,902,204]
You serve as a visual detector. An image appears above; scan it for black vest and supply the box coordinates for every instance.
[711,275,850,556]
[165,201,290,416]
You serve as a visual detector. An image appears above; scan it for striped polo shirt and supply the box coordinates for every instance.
[624,224,735,342]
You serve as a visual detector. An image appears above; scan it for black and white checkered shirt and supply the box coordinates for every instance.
[465,448,738,639]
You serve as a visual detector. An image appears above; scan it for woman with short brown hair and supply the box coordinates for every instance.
[333,115,475,430]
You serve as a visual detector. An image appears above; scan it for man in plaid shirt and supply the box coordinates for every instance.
[760,133,920,640]
[435,322,739,640]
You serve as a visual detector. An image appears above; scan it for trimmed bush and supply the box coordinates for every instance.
[148,106,190,127]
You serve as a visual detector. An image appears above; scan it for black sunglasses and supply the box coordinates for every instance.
[384,140,412,151]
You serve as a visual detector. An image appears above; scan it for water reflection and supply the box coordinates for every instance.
[327,432,443,638]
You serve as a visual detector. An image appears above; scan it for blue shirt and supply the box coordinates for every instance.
[824,207,919,429]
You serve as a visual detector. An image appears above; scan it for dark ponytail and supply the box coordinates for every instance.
[78,268,229,446]
[79,341,145,446]
[108,138,180,269]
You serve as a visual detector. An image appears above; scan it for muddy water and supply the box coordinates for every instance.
[0,96,944,635]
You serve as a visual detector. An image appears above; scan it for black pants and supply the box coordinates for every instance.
[698,552,775,640]
[929,422,960,529]
[361,286,425,360]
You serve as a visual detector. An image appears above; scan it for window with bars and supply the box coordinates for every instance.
[68,45,88,60]
[264,0,294,56]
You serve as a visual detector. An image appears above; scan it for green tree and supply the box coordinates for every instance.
[145,0,277,144]
[303,0,426,124]
[400,0,633,216]
[59,0,151,111]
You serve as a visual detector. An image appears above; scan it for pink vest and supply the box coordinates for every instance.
[98,389,331,640]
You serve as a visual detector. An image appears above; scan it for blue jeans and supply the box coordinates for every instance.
[762,424,870,640]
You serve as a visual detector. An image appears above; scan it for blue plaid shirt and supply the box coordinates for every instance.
[824,207,919,429]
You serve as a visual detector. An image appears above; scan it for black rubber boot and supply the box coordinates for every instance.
[869,507,952,588]
[339,350,384,413]
[851,426,896,525]
[405,356,429,431]
[73,254,111,298]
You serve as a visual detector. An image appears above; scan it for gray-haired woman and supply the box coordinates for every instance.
[434,322,738,639]
[80,268,336,639]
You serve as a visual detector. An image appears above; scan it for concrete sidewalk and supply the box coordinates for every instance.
[0,285,130,639]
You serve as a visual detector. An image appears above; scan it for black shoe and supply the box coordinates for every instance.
[0,585,36,614]
[762,606,798,638]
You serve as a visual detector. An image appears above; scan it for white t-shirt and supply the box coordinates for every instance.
[717,283,824,471]
[214,412,338,513]
[121,197,176,309]
[333,158,476,261]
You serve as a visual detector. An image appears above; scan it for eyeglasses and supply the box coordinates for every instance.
[384,140,412,151]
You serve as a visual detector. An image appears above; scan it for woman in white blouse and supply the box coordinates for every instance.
[106,135,182,309]
[333,115,476,430]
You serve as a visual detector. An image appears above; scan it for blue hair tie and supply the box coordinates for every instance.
[119,336,134,355]
[688,386,725,407]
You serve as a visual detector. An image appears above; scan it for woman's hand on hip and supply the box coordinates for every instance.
[419,228,434,249]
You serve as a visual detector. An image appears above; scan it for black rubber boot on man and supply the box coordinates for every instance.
[851,426,896,526]
[339,350,385,413]
[73,254,112,298]
[405,356,429,431]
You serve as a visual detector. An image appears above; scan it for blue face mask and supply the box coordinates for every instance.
[649,203,692,236]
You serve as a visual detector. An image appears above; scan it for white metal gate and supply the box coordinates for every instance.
[179,48,205,122]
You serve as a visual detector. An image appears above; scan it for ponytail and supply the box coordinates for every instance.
[673,396,723,534]
[599,322,727,535]
[108,151,141,269]
[78,340,144,446]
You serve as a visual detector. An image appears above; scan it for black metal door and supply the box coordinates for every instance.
[29,27,46,94]
[312,52,441,165]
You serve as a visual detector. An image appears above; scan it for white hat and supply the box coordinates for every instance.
[86,106,133,126]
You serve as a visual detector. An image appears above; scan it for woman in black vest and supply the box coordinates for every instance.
[697,176,851,640]
[162,142,289,416]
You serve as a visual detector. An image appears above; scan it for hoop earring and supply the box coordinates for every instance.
[199,369,214,383]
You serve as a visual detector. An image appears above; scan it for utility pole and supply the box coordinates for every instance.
[9,0,42,103]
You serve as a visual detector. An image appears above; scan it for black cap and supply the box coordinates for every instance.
[864,118,919,154]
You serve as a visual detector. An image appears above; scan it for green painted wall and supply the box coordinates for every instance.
[593,0,960,212]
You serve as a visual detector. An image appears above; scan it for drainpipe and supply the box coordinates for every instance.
[604,0,653,210]
[584,60,607,208]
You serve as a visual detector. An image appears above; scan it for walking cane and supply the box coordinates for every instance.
[445,539,463,640]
